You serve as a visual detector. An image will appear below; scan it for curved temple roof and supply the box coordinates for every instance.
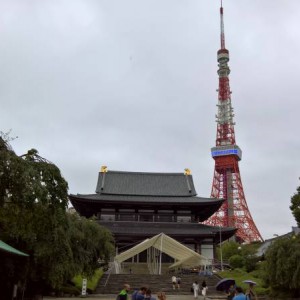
[95,170,197,196]
[69,170,224,221]
[70,193,224,221]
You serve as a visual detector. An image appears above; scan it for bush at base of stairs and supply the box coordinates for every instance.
[73,269,104,292]
[58,285,81,296]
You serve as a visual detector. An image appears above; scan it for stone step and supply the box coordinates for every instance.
[95,273,221,295]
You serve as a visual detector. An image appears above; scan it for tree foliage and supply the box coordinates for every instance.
[0,137,114,296]
[218,241,239,260]
[229,254,244,269]
[264,235,300,297]
[68,214,114,277]
[217,240,261,272]
[290,185,300,227]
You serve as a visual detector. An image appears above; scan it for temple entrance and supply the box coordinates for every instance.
[113,233,211,275]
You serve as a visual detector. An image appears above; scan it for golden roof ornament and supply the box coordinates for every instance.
[184,168,191,175]
[101,166,108,173]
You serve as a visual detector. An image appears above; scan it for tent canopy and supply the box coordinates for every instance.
[0,240,29,257]
[114,233,209,268]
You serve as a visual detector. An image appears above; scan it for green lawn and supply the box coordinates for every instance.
[218,269,269,295]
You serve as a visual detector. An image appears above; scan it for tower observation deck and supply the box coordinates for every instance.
[204,3,263,243]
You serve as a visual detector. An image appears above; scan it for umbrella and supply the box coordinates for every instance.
[243,280,257,286]
[216,278,236,291]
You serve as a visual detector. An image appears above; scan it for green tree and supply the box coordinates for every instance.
[239,243,260,272]
[265,235,300,297]
[229,254,244,269]
[0,137,26,207]
[218,241,239,260]
[243,254,259,273]
[68,214,114,277]
[0,137,114,296]
[0,143,72,293]
[290,185,300,227]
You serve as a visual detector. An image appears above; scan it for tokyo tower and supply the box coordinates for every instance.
[205,3,263,243]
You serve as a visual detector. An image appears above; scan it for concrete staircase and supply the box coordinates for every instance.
[95,272,223,296]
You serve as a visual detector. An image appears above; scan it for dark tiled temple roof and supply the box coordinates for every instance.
[71,193,217,204]
[70,170,224,220]
[69,194,224,221]
[95,171,197,196]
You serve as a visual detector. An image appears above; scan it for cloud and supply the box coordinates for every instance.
[1,0,299,240]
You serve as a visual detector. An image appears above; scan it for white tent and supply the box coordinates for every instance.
[114,233,210,274]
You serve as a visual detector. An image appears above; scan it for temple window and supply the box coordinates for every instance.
[156,215,174,222]
[138,209,154,222]
[100,214,115,221]
[178,216,191,222]
[100,208,116,221]
[118,209,136,221]
[156,210,175,222]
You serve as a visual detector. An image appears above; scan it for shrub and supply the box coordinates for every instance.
[229,254,244,269]
[73,268,103,292]
[244,255,259,272]
[58,285,80,296]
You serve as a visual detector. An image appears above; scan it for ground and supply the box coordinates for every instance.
[44,295,223,300]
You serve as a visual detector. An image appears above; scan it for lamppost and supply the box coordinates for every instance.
[219,226,224,271]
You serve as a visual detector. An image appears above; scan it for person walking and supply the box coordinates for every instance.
[157,291,167,300]
[192,281,200,299]
[117,284,131,300]
[171,275,177,290]
[144,288,156,300]
[233,287,246,300]
[131,286,147,300]
[201,280,208,298]
[227,284,236,300]
[245,283,258,300]
[176,276,181,289]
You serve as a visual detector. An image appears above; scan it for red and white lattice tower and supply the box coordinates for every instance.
[205,3,263,243]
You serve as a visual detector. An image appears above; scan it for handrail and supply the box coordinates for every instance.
[103,264,114,287]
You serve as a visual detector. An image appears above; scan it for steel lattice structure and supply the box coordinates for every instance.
[205,3,263,243]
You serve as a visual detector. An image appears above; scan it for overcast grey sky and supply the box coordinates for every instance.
[1,0,299,240]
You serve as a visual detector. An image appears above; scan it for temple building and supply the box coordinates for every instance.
[70,167,236,262]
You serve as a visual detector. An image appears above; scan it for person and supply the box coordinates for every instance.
[201,280,208,299]
[117,284,130,300]
[245,283,258,300]
[131,286,147,300]
[144,288,156,300]
[157,291,167,300]
[171,275,177,290]
[227,284,236,300]
[192,281,200,299]
[176,276,181,289]
[233,286,246,300]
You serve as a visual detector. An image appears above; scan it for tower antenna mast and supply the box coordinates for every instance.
[220,0,225,49]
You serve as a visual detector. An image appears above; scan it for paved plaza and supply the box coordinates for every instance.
[44,294,224,300]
